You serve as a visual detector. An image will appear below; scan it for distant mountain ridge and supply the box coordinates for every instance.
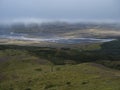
[0,22,120,39]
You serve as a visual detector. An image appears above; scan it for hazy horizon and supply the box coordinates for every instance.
[0,0,120,23]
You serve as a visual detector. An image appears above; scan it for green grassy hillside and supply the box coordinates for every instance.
[0,59,120,90]
[0,40,120,90]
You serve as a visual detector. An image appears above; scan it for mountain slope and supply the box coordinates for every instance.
[0,60,120,90]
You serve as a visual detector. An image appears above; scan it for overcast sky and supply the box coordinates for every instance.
[0,0,120,23]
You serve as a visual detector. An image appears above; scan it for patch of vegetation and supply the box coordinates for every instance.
[0,40,120,70]
[0,62,120,90]
[35,68,42,71]
[0,40,120,90]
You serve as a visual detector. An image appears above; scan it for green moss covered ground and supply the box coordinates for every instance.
[0,40,120,90]
[0,60,120,90]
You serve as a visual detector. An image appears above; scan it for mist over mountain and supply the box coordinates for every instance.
[0,22,120,39]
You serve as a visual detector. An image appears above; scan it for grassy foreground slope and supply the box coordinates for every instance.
[0,59,120,90]
[0,40,120,90]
